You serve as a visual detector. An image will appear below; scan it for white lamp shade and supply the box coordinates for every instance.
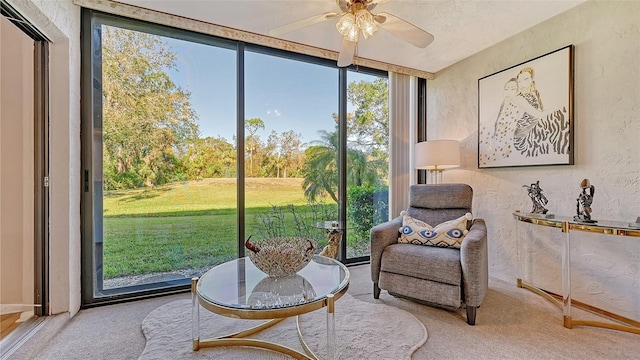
[415,140,460,170]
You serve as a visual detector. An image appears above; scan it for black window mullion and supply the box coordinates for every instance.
[417,77,428,184]
[237,42,246,258]
[338,68,348,261]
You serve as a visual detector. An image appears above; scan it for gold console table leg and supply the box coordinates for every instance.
[517,278,640,335]
[516,279,562,311]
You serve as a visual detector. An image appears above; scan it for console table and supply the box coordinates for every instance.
[513,211,640,335]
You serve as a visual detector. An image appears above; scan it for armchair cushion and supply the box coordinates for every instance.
[398,211,472,248]
[380,244,462,286]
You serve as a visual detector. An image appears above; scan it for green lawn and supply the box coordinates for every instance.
[103,177,312,217]
[102,178,337,278]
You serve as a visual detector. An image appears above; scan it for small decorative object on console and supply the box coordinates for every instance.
[574,178,596,223]
[523,180,551,216]
[245,236,316,277]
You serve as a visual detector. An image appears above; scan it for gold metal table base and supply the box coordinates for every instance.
[517,278,640,335]
[192,275,339,359]
[192,316,320,360]
[192,258,347,359]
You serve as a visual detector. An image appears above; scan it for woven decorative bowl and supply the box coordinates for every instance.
[245,237,317,277]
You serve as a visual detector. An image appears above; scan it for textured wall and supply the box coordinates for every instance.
[427,0,639,321]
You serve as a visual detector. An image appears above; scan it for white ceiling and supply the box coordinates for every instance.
[115,0,585,73]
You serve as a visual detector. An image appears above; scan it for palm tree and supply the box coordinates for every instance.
[302,130,339,202]
[245,118,264,177]
[301,130,380,203]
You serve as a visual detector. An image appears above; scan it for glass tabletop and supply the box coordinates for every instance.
[197,255,349,311]
[313,221,348,230]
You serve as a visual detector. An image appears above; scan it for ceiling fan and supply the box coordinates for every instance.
[268,0,434,67]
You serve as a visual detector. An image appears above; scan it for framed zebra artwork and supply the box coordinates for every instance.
[478,45,574,169]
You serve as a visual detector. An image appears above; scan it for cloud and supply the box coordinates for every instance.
[267,109,281,117]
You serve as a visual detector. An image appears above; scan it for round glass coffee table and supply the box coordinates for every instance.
[192,255,350,360]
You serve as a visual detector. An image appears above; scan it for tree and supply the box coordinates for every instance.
[183,136,236,179]
[301,129,377,203]
[301,130,339,203]
[279,130,305,178]
[301,78,390,203]
[264,131,281,177]
[347,78,389,181]
[245,118,265,177]
[102,26,199,189]
[263,130,305,178]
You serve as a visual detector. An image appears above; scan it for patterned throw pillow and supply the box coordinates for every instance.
[397,211,472,248]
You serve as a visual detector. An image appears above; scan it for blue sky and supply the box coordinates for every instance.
[166,37,376,146]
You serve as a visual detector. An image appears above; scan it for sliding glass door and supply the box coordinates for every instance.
[81,10,390,305]
[83,12,239,301]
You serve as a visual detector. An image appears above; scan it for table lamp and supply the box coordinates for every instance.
[415,140,460,184]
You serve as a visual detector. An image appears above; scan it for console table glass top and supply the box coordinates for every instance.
[513,212,640,236]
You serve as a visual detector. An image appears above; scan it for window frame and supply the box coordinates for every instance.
[80,8,416,307]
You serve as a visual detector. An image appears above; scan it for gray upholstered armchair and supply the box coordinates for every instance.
[370,184,488,325]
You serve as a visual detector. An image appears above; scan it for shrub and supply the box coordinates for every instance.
[347,185,389,243]
[250,202,338,248]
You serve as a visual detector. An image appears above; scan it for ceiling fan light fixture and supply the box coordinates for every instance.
[356,8,377,39]
[269,0,435,68]
[336,13,356,37]
[360,21,378,39]
[346,26,360,42]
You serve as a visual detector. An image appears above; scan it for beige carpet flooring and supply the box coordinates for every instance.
[139,293,427,359]
[9,264,640,360]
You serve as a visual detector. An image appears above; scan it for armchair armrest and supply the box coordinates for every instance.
[460,218,489,307]
[370,216,403,283]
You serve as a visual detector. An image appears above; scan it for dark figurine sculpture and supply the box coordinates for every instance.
[523,180,549,214]
[574,179,596,222]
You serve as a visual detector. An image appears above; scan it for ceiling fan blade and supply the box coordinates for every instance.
[337,39,356,67]
[374,12,434,48]
[366,0,391,11]
[269,12,340,37]
[337,0,350,12]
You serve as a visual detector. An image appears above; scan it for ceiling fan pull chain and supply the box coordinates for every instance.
[355,42,359,71]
